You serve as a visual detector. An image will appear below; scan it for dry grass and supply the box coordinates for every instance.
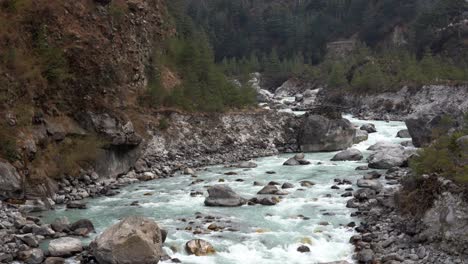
[31,134,106,179]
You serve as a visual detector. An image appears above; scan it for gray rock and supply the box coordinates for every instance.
[18,248,44,264]
[299,114,355,152]
[281,183,294,189]
[204,185,246,207]
[360,123,377,133]
[357,179,383,192]
[297,245,310,253]
[0,161,23,199]
[49,237,83,257]
[185,239,215,256]
[397,129,411,138]
[257,185,280,195]
[51,217,70,233]
[66,201,87,209]
[70,219,95,236]
[16,233,39,247]
[354,129,369,144]
[331,148,363,161]
[91,216,163,264]
[44,257,65,264]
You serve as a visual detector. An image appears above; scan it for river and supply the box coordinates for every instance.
[38,115,407,264]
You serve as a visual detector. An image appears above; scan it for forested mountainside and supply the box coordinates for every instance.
[175,0,468,90]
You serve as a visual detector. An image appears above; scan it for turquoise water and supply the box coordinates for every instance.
[39,116,407,264]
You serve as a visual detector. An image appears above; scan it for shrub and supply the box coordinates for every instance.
[158,117,170,130]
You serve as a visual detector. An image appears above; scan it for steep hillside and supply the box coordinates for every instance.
[0,0,173,200]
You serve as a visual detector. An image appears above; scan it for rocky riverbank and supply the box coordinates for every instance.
[347,140,468,264]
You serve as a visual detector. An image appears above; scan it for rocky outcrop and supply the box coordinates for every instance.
[204,185,247,207]
[138,111,299,174]
[298,113,355,152]
[319,85,468,121]
[90,216,164,264]
[0,161,23,199]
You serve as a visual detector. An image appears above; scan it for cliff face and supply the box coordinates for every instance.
[0,0,173,200]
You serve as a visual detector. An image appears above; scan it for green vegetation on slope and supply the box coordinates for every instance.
[143,0,256,112]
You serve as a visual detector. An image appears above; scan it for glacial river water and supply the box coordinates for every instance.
[39,115,407,264]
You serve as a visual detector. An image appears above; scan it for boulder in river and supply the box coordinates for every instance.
[48,237,83,257]
[90,216,164,264]
[353,129,369,144]
[360,123,377,133]
[257,185,280,195]
[396,129,411,138]
[298,114,355,152]
[283,153,310,166]
[204,185,247,207]
[185,239,216,256]
[331,148,363,161]
[66,201,87,209]
[70,219,95,236]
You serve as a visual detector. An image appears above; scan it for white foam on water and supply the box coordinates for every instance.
[38,114,408,264]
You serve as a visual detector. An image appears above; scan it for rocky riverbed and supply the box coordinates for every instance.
[27,116,414,264]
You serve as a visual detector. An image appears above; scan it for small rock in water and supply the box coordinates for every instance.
[266,171,276,174]
[355,165,369,171]
[300,181,315,187]
[297,245,311,253]
[281,182,294,189]
[360,123,377,133]
[224,171,237,175]
[66,201,87,210]
[253,181,264,186]
[235,161,258,168]
[268,181,281,186]
[185,239,216,256]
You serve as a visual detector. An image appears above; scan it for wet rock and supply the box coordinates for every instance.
[49,237,83,257]
[355,165,369,171]
[283,153,311,166]
[70,219,95,236]
[204,185,246,207]
[257,185,280,195]
[66,201,87,209]
[300,181,315,187]
[354,129,369,144]
[183,168,196,175]
[331,148,363,161]
[397,129,411,138]
[282,182,294,189]
[297,245,311,253]
[185,239,215,256]
[90,216,164,264]
[360,123,377,133]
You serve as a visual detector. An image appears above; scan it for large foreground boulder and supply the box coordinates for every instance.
[0,161,23,199]
[90,216,164,264]
[331,148,363,161]
[299,114,355,152]
[204,185,246,207]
